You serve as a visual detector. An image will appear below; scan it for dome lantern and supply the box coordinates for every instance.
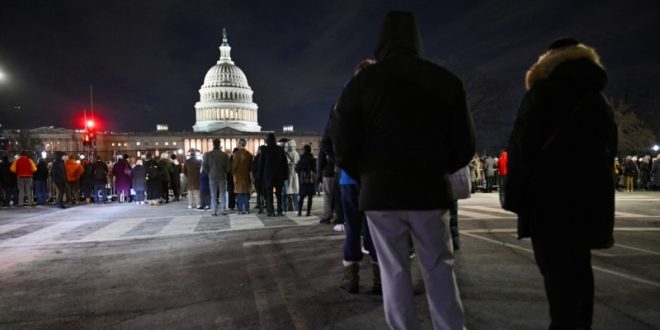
[218,28,234,65]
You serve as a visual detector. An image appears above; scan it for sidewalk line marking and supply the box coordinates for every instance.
[0,222,83,247]
[158,215,202,236]
[464,205,516,216]
[615,211,653,218]
[463,232,660,288]
[289,215,318,226]
[0,224,28,235]
[230,214,264,230]
[458,209,508,219]
[244,235,344,247]
[80,218,145,242]
[613,227,660,232]
[614,243,660,256]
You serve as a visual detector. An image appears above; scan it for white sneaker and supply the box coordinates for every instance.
[333,224,344,232]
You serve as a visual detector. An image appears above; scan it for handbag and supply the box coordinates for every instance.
[449,166,471,200]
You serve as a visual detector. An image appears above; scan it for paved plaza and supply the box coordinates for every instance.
[0,192,659,329]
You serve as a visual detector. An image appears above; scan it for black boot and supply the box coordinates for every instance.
[340,263,360,294]
[297,197,304,216]
[370,263,382,295]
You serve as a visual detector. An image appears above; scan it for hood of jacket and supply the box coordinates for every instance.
[54,151,65,162]
[266,133,276,146]
[525,44,606,90]
[374,11,423,61]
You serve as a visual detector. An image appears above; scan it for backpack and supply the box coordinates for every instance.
[146,162,160,181]
[94,163,107,181]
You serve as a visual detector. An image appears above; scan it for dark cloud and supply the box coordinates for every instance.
[1,0,659,144]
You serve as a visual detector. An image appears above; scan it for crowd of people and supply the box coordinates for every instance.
[0,137,320,214]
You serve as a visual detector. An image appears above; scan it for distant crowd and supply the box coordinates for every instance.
[0,135,319,216]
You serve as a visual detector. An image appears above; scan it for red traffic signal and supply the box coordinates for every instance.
[86,119,96,132]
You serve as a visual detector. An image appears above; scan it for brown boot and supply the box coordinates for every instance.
[371,263,382,295]
[340,263,360,294]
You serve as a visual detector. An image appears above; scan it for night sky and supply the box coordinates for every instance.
[1,0,659,149]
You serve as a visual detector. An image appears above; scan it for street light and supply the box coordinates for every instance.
[0,69,6,82]
[653,145,659,152]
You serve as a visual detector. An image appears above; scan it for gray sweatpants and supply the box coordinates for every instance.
[366,209,464,330]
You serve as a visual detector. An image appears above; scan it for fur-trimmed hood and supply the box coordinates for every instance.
[525,44,604,90]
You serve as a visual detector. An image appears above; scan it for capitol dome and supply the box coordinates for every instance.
[193,29,261,132]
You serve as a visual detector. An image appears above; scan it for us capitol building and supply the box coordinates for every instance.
[2,29,320,160]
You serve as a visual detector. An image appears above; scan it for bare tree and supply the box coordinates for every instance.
[612,99,656,155]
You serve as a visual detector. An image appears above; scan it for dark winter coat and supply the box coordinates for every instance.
[329,12,475,210]
[318,117,336,178]
[258,133,289,188]
[131,164,147,192]
[33,160,49,181]
[51,152,67,185]
[111,159,132,192]
[1,157,17,188]
[91,160,109,185]
[296,151,317,196]
[505,44,618,249]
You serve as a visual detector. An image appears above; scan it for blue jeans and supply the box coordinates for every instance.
[93,184,107,204]
[34,180,48,205]
[209,179,227,213]
[237,193,250,212]
[341,184,377,263]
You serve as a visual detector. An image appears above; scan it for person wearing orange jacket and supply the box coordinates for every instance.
[10,151,37,206]
[498,150,508,205]
[65,153,84,205]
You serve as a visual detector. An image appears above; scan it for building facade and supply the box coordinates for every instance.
[0,28,321,162]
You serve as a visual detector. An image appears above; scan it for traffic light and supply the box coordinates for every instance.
[81,133,91,146]
[84,118,96,146]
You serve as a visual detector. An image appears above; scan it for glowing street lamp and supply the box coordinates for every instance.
[653,145,659,152]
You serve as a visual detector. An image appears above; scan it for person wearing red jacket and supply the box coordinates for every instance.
[498,150,508,205]
[10,151,36,206]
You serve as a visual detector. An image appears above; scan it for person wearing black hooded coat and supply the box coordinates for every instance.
[258,133,288,216]
[330,11,475,330]
[504,38,618,329]
[51,151,67,208]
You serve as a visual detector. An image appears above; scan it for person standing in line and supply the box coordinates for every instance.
[33,158,49,205]
[202,139,231,216]
[170,154,182,202]
[251,146,265,213]
[64,153,84,205]
[11,151,37,206]
[51,152,67,208]
[283,140,300,214]
[448,165,472,251]
[131,159,146,205]
[330,11,475,329]
[91,156,109,204]
[624,155,638,192]
[505,38,618,329]
[484,154,496,193]
[158,153,173,204]
[144,153,162,206]
[183,149,202,209]
[295,144,316,217]
[111,154,132,203]
[227,148,237,212]
[1,156,18,206]
[318,119,337,224]
[232,139,254,214]
[258,133,288,217]
[80,159,94,204]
